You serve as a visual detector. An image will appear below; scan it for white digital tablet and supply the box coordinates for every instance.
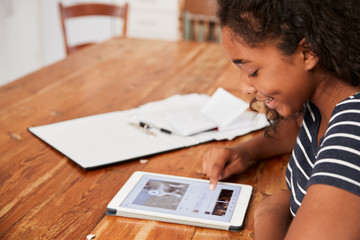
[106,171,253,231]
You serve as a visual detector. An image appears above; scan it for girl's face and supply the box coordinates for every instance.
[221,27,318,118]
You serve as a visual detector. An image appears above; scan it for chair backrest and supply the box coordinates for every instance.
[59,2,128,55]
[180,0,220,42]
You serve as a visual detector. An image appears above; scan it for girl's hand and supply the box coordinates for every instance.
[201,145,252,190]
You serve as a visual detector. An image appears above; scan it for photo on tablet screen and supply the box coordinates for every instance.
[212,189,233,216]
[133,180,189,210]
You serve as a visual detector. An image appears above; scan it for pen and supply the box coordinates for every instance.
[128,122,156,136]
[139,122,174,135]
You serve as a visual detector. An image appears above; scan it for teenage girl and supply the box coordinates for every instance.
[202,1,360,239]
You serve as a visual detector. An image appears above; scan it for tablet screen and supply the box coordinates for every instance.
[120,174,242,222]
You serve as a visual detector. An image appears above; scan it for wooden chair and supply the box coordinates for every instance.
[180,0,220,42]
[59,2,128,55]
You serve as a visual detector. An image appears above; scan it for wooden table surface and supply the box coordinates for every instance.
[0,37,289,240]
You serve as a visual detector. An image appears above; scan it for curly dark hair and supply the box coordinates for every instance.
[217,0,360,135]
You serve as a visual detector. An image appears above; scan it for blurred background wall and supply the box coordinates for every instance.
[0,0,180,86]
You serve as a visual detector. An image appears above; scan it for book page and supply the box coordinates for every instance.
[165,108,217,136]
[201,88,249,129]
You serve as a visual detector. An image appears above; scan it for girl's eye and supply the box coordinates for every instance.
[248,70,258,78]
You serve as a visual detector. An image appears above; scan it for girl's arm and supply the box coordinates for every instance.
[254,189,293,240]
[202,117,300,189]
[255,185,360,240]
[285,185,360,240]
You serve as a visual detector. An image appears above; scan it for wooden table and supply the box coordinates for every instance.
[0,38,289,239]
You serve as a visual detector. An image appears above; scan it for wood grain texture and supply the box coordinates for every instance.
[0,38,290,239]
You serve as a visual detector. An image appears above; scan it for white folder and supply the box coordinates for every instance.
[29,91,268,169]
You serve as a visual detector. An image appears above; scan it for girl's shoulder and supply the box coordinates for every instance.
[329,91,360,124]
[334,91,360,110]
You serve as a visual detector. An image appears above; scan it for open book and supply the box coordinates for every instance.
[29,88,268,169]
[135,88,262,137]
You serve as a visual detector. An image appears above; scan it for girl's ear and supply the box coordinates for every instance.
[299,38,319,71]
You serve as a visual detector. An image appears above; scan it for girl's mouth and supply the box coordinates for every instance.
[265,97,275,109]
[264,97,273,103]
[256,97,275,109]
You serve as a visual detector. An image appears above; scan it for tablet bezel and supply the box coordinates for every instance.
[106,171,252,231]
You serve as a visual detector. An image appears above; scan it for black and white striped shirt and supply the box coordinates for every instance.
[286,92,360,217]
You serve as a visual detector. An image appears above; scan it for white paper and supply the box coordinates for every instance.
[165,108,217,136]
[134,94,210,134]
[133,89,268,137]
[201,88,249,129]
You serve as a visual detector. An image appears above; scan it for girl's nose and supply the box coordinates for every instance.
[239,73,256,95]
